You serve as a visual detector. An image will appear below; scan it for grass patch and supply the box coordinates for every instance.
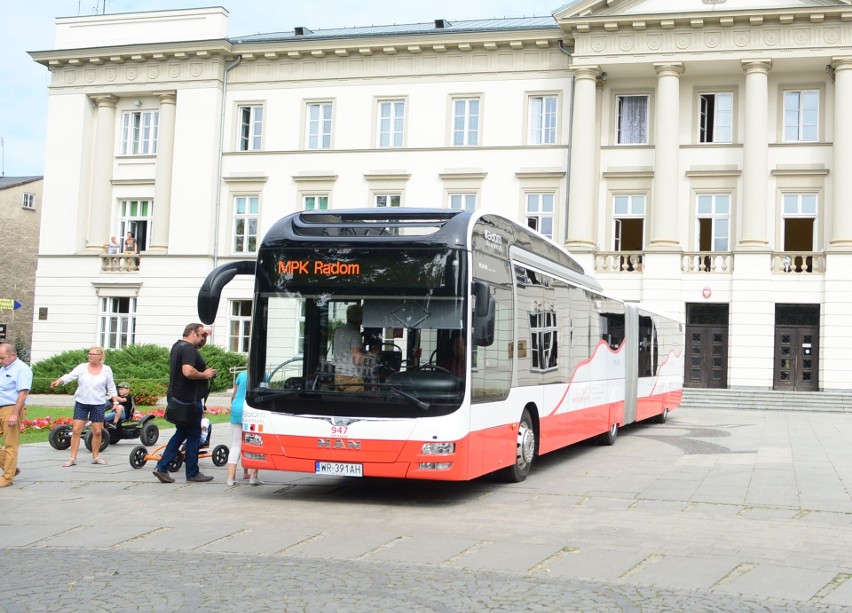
[20,405,231,445]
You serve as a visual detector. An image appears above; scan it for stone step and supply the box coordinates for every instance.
[680,388,852,412]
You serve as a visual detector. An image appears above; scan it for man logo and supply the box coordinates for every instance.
[317,439,361,450]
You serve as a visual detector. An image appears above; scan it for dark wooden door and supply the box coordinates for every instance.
[685,325,728,388]
[773,326,819,391]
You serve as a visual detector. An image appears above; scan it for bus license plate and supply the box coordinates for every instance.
[315,461,363,477]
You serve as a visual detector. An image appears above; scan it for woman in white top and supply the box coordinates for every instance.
[50,346,119,466]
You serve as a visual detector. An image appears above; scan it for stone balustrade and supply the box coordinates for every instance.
[681,252,732,273]
[594,251,643,273]
[99,253,140,272]
[770,252,824,274]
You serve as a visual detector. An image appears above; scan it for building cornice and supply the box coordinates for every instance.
[557,7,852,41]
[30,27,564,70]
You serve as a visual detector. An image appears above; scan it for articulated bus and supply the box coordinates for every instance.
[198,209,683,482]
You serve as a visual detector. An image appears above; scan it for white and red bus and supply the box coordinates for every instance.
[199,209,683,482]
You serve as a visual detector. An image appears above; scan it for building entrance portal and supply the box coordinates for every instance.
[685,303,729,389]
[773,305,819,391]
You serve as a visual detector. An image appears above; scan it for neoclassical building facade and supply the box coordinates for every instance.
[28,0,852,392]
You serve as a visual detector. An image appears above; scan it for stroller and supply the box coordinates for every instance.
[129,417,228,472]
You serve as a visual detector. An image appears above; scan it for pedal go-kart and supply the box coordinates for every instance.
[128,418,228,472]
[49,413,159,453]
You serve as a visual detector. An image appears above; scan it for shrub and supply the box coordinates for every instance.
[31,343,246,397]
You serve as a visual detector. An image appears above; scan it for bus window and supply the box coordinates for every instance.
[638,315,658,377]
[471,283,513,402]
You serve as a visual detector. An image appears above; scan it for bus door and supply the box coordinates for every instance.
[623,304,638,424]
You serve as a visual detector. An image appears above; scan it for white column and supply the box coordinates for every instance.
[830,58,852,248]
[87,94,118,251]
[738,60,772,249]
[650,63,684,250]
[149,91,177,253]
[565,66,601,252]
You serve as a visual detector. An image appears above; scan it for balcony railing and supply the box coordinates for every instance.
[594,252,643,273]
[681,252,733,273]
[771,252,824,274]
[100,253,140,272]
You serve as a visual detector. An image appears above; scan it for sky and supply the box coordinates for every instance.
[0,0,565,177]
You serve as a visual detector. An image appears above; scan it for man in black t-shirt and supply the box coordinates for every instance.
[153,323,217,484]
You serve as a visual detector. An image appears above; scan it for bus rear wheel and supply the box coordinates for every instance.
[501,408,535,483]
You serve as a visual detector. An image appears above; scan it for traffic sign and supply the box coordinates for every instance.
[0,323,5,339]
[0,299,21,311]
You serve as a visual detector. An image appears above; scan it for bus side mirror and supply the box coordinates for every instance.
[198,261,256,324]
[472,281,495,347]
[473,280,490,313]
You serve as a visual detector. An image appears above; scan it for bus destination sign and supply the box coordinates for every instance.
[278,260,361,276]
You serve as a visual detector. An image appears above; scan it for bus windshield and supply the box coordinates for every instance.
[247,246,468,418]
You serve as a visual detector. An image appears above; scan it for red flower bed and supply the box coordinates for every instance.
[21,406,230,434]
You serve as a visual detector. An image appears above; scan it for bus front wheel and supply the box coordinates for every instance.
[501,408,536,483]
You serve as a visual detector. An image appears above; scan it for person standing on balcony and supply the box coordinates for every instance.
[123,231,138,254]
[103,236,119,254]
[0,343,32,488]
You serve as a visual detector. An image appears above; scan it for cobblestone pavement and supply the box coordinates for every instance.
[4,406,852,611]
[0,548,846,612]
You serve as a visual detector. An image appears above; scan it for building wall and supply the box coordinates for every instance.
[558,0,852,391]
[28,8,570,362]
[0,178,42,359]
[29,2,852,392]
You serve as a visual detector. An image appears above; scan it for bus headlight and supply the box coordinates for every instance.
[244,432,263,445]
[244,452,266,460]
[422,442,455,455]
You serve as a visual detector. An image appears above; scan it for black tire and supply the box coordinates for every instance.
[48,425,72,450]
[141,422,159,446]
[597,422,618,446]
[129,445,148,469]
[84,428,110,453]
[212,444,229,467]
[655,408,669,424]
[500,408,536,483]
[168,454,183,472]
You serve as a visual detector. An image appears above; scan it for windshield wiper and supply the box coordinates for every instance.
[385,385,431,411]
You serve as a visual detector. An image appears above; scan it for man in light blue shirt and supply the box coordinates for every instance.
[0,343,32,488]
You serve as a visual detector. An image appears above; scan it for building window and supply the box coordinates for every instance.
[118,199,153,252]
[616,95,649,144]
[528,95,557,145]
[121,110,159,155]
[229,300,252,353]
[99,297,136,349]
[233,196,259,253]
[782,193,817,253]
[783,90,819,142]
[699,92,732,143]
[303,195,329,210]
[449,194,476,211]
[696,194,730,252]
[613,195,645,271]
[375,194,401,208]
[526,193,554,239]
[238,105,263,151]
[452,97,480,146]
[377,100,405,148]
[22,193,35,210]
[306,102,332,149]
